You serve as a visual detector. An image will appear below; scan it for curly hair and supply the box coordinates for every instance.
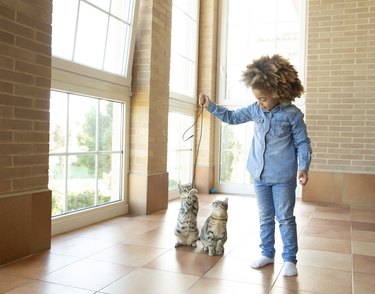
[241,54,305,104]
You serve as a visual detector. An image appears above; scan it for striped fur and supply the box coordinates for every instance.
[174,184,199,247]
[200,198,228,256]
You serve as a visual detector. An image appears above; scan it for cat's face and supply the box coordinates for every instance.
[212,198,228,211]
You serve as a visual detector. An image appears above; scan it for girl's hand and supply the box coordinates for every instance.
[199,93,210,107]
[298,170,309,186]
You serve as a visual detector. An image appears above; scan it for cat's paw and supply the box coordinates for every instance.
[175,242,183,247]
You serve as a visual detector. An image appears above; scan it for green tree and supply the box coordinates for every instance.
[76,102,113,177]
[220,124,241,183]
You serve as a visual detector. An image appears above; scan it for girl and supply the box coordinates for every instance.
[199,54,312,277]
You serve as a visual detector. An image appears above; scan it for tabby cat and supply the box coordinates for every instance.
[174,184,199,247]
[200,197,228,256]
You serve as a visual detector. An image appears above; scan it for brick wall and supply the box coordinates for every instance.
[195,0,219,193]
[128,0,171,214]
[0,0,52,264]
[304,0,375,207]
[306,0,375,173]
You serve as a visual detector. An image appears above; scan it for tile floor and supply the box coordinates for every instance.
[0,194,374,293]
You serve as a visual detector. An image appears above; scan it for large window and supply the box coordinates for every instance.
[50,0,139,232]
[217,0,306,194]
[169,0,198,101]
[167,0,199,198]
[49,91,124,216]
[167,112,194,193]
[52,0,135,77]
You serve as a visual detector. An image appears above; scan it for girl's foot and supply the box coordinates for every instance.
[250,256,274,269]
[283,261,298,276]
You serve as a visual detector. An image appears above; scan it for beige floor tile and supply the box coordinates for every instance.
[0,273,32,293]
[298,236,351,254]
[274,266,352,294]
[0,252,79,279]
[351,209,375,223]
[270,286,313,293]
[352,221,375,232]
[353,254,375,274]
[353,272,375,294]
[100,268,199,294]
[2,195,375,294]
[40,259,134,291]
[352,240,375,256]
[308,217,351,229]
[143,249,222,276]
[185,277,268,294]
[352,229,375,242]
[4,280,94,294]
[297,248,352,271]
[89,243,168,267]
[50,237,115,258]
[302,225,351,240]
[311,211,350,221]
[204,256,283,288]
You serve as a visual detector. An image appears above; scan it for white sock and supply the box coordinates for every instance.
[250,256,274,269]
[283,262,298,276]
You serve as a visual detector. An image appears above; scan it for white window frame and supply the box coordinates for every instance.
[50,0,140,235]
[216,0,307,196]
[168,0,200,199]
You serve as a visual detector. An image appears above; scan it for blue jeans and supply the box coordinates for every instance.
[254,179,298,264]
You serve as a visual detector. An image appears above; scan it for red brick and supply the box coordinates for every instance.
[0,81,13,94]
[15,85,49,99]
[14,108,49,121]
[0,93,33,107]
[0,69,34,85]
[15,61,51,78]
[0,18,34,39]
[0,4,15,20]
[0,30,15,45]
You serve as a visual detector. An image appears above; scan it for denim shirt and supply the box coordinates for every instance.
[206,101,312,183]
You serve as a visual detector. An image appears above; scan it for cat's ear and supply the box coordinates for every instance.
[178,182,182,193]
[224,197,228,206]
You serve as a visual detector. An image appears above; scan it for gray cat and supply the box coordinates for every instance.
[174,184,199,247]
[200,197,228,256]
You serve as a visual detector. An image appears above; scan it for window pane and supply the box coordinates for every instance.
[50,155,66,216]
[49,91,125,217]
[99,100,123,151]
[87,0,110,11]
[52,0,137,77]
[170,53,194,97]
[49,91,68,152]
[167,112,194,190]
[219,0,305,189]
[52,0,78,59]
[104,17,128,75]
[67,154,96,212]
[169,0,198,99]
[98,153,122,204]
[111,0,132,22]
[74,2,108,69]
[68,95,97,152]
[219,123,252,184]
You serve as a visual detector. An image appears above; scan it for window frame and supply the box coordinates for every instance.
[50,0,140,235]
[216,0,307,195]
[167,0,200,199]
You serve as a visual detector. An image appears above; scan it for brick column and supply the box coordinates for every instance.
[195,0,219,193]
[129,0,172,215]
[0,0,52,264]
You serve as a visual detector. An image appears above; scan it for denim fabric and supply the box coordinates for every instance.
[206,101,312,183]
[254,179,298,263]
